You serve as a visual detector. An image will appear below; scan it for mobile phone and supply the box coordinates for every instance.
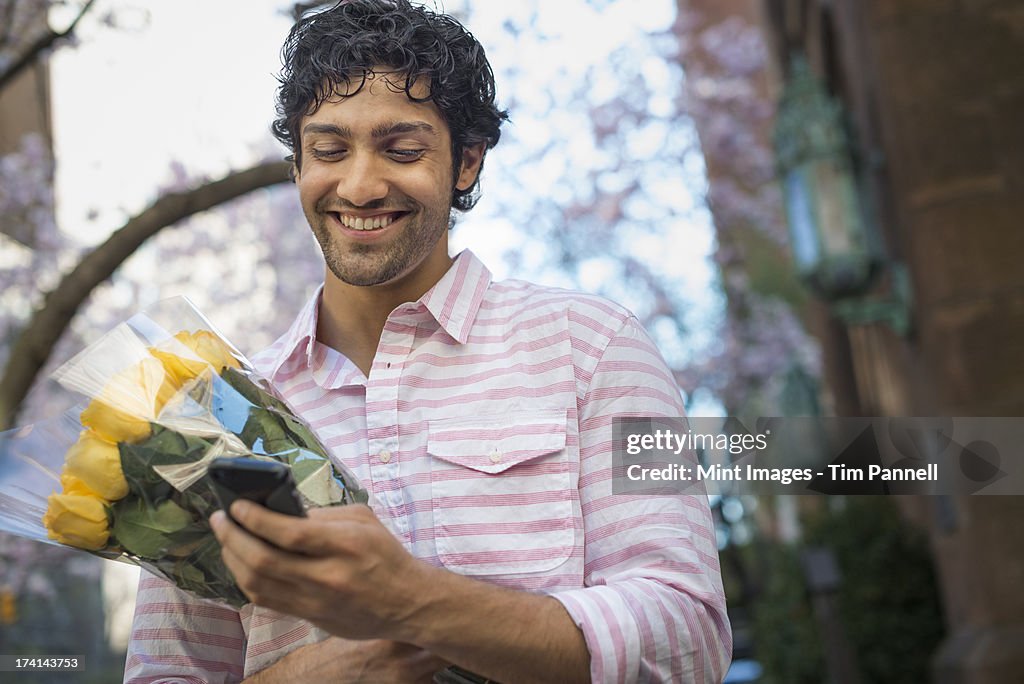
[208,457,306,519]
[433,666,492,684]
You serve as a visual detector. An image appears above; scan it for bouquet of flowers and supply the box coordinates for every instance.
[0,297,366,607]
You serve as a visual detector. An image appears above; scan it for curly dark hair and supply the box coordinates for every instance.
[272,0,508,212]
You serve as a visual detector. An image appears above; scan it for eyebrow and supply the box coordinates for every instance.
[302,121,439,140]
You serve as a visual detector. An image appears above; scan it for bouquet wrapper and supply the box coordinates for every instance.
[0,296,367,608]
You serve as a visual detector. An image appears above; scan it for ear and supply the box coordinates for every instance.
[455,143,487,191]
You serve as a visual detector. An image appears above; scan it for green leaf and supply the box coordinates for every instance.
[175,559,206,586]
[163,532,207,560]
[239,408,290,452]
[175,479,220,520]
[119,426,217,501]
[143,536,248,608]
[183,537,248,607]
[279,413,329,458]
[221,367,290,413]
[262,438,300,459]
[119,427,184,485]
[288,448,328,484]
[111,497,195,559]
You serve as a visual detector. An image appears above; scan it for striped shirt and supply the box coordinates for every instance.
[123,250,731,683]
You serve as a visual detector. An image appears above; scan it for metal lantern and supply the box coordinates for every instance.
[774,55,882,300]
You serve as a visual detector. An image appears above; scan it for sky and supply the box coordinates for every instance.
[45,0,724,651]
[50,0,295,229]
[49,0,717,306]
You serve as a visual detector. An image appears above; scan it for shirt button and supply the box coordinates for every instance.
[489,449,502,463]
[379,450,392,463]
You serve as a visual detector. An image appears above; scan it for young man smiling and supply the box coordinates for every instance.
[123,2,731,683]
[297,72,483,377]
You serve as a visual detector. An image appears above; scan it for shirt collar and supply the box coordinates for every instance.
[264,250,491,381]
[420,249,491,344]
[263,283,323,382]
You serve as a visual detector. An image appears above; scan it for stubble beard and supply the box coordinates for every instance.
[308,197,451,288]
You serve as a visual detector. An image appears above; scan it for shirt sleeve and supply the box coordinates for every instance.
[550,316,732,683]
[123,571,246,684]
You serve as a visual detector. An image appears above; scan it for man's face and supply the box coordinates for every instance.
[294,71,478,293]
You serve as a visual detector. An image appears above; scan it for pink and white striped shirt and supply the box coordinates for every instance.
[123,250,731,683]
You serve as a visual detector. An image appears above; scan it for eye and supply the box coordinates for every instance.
[388,149,425,162]
[310,148,345,160]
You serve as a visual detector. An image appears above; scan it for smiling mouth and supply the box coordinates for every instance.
[328,211,409,231]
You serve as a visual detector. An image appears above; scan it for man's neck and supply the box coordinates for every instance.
[316,257,453,377]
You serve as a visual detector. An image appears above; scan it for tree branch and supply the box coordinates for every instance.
[0,159,292,429]
[0,0,97,92]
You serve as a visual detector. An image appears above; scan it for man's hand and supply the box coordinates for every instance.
[211,502,438,641]
[213,501,590,683]
[244,637,448,683]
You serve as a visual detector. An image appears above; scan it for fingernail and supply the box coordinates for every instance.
[230,500,249,520]
[210,510,225,531]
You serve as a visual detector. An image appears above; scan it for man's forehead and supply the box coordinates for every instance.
[301,70,442,133]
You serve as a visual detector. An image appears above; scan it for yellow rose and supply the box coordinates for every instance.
[148,347,208,387]
[173,330,240,373]
[42,493,110,550]
[63,430,128,501]
[149,330,240,385]
[80,357,176,443]
[60,471,101,498]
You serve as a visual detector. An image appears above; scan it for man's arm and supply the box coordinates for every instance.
[242,638,447,684]
[548,314,733,682]
[211,502,591,684]
[410,573,591,683]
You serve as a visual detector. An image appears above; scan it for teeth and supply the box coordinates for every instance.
[339,213,399,230]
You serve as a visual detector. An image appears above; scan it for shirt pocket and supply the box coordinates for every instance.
[427,408,575,576]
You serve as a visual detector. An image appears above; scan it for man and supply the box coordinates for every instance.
[124,1,731,682]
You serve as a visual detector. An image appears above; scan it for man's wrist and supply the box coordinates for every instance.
[241,639,321,683]
[389,564,591,683]
[391,560,456,646]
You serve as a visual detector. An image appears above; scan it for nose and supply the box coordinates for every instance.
[335,151,389,207]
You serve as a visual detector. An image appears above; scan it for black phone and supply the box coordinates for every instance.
[208,457,306,519]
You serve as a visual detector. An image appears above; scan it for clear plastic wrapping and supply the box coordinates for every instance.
[0,297,366,607]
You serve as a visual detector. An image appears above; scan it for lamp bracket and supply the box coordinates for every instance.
[831,263,913,336]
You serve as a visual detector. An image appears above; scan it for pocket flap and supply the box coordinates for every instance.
[427,409,567,474]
